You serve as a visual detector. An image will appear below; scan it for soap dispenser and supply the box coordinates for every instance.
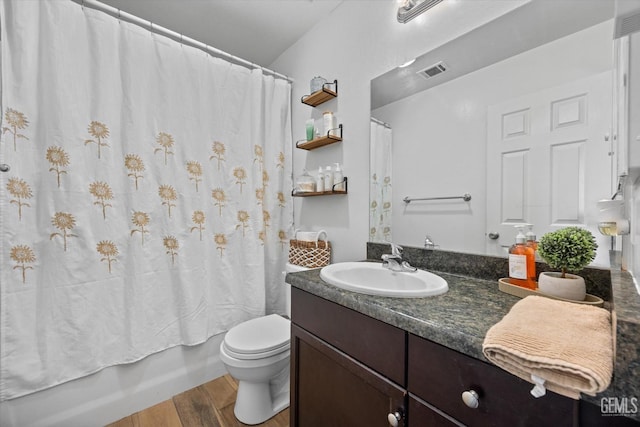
[508,225,537,290]
[525,224,538,251]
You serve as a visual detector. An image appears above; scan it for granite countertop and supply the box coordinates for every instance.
[286,252,640,418]
[286,266,518,362]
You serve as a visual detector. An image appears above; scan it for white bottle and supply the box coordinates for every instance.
[324,166,334,191]
[333,163,344,191]
[323,111,335,137]
[316,166,325,193]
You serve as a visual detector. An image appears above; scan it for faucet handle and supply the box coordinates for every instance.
[389,243,403,256]
[424,235,435,249]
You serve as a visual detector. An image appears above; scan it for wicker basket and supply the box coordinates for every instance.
[288,239,331,268]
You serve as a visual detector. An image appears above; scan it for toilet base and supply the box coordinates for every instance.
[234,365,290,425]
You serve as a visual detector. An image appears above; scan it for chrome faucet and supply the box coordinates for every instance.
[381,243,417,272]
[424,235,437,249]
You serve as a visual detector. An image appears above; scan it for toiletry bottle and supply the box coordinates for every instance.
[316,166,325,193]
[333,163,344,191]
[323,111,334,137]
[508,225,537,290]
[525,224,538,251]
[526,224,541,262]
[330,113,338,137]
[306,119,315,141]
[324,166,334,192]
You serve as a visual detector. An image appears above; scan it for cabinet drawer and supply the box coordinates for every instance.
[409,395,461,427]
[291,287,406,386]
[408,334,576,427]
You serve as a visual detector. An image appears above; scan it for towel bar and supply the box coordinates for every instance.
[403,193,471,203]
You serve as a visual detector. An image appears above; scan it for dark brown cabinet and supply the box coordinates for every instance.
[408,333,576,427]
[290,287,637,426]
[290,287,406,427]
[408,396,461,426]
[291,325,406,427]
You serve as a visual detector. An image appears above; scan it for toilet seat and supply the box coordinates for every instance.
[223,314,290,360]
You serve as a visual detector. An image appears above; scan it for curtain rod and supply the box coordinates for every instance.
[370,117,391,129]
[72,0,293,83]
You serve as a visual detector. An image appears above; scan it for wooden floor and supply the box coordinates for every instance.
[106,374,289,427]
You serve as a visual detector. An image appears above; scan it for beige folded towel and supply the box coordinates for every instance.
[482,295,613,399]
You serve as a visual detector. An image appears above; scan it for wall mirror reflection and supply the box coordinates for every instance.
[370,0,621,266]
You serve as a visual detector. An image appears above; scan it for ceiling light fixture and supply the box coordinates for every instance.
[398,58,416,68]
[397,0,444,23]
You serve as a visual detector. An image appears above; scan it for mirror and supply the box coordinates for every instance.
[369,0,617,267]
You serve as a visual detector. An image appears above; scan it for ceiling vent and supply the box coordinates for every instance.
[417,61,447,79]
[615,11,640,38]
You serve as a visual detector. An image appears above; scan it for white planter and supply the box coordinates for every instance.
[537,272,586,301]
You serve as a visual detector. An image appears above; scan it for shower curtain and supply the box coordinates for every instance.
[0,0,292,400]
[369,119,392,243]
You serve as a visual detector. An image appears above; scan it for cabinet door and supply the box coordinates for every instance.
[291,325,406,427]
[291,287,405,386]
[408,334,577,427]
[409,395,462,427]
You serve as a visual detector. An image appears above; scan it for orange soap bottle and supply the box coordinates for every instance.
[508,226,537,290]
[525,224,538,252]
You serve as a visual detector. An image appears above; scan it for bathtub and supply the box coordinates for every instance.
[0,333,226,426]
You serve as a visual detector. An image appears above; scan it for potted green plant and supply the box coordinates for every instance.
[536,226,598,301]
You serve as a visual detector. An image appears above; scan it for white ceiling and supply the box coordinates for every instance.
[97,0,343,67]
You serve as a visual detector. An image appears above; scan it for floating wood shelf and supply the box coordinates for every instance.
[293,190,347,197]
[296,125,342,150]
[301,80,338,107]
[292,177,348,197]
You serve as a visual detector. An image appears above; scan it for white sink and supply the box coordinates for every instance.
[319,262,448,298]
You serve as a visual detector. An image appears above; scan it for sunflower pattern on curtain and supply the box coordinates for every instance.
[369,119,392,243]
[0,0,293,400]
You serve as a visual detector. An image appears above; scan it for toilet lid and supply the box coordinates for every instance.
[224,314,290,357]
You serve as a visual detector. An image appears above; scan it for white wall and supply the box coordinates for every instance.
[270,1,525,262]
[372,21,613,255]
[626,31,640,278]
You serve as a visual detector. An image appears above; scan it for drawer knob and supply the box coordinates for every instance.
[387,410,403,427]
[462,390,480,409]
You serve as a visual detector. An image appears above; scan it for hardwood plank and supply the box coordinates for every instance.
[263,408,290,427]
[217,403,245,427]
[223,374,238,390]
[104,374,288,427]
[105,415,136,427]
[173,387,222,427]
[200,375,237,410]
[217,401,289,427]
[134,400,182,427]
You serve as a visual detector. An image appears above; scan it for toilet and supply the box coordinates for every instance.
[219,263,307,425]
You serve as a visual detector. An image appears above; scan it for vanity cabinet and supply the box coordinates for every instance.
[290,287,593,427]
[408,334,576,426]
[408,395,461,426]
[291,325,406,427]
[290,287,406,426]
